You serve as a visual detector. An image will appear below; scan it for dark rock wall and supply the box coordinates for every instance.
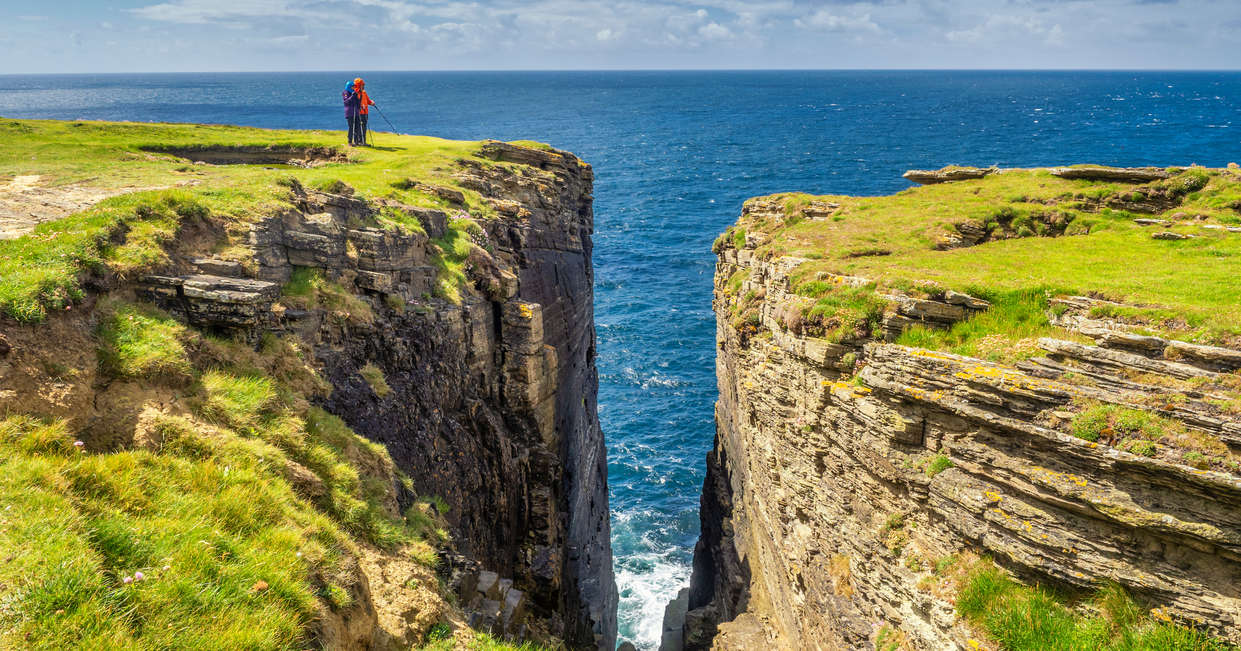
[323,144,617,649]
[137,143,617,649]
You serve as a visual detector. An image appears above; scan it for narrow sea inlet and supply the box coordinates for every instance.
[3,70,1239,649]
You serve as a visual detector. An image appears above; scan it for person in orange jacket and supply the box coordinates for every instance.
[355,78,376,146]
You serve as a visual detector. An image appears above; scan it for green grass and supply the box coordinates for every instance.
[280,267,374,323]
[0,190,200,322]
[0,294,462,647]
[359,363,392,398]
[1068,403,1234,470]
[876,625,910,651]
[925,454,954,477]
[0,118,534,323]
[0,317,456,647]
[733,167,1241,346]
[97,301,193,381]
[896,287,1070,362]
[0,415,341,650]
[417,629,555,651]
[733,227,747,250]
[783,278,888,343]
[955,560,1235,650]
[429,217,477,303]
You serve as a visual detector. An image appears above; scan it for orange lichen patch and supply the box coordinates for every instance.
[906,347,962,362]
[899,385,947,403]
[829,554,854,598]
[952,364,1058,394]
[1031,466,1090,488]
[829,381,872,399]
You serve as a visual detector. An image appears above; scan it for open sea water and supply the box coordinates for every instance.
[2,70,1239,649]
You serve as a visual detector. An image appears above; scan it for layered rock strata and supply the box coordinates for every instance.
[678,200,1241,650]
[132,142,616,648]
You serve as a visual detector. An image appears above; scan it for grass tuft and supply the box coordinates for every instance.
[97,301,193,381]
[1069,402,1234,469]
[359,363,392,398]
[896,287,1068,363]
[954,559,1233,650]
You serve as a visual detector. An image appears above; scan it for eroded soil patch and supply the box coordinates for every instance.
[0,175,155,239]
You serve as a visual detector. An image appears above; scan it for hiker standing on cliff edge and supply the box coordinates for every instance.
[356,79,375,145]
[342,77,376,146]
[342,79,361,146]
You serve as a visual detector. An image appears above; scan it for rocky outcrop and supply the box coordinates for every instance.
[678,209,1241,649]
[134,143,616,648]
[1049,166,1175,183]
[902,166,996,185]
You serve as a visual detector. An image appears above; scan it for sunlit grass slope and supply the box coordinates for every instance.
[723,166,1241,353]
[0,118,539,648]
[0,118,539,321]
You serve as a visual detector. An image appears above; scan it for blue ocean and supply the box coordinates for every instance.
[3,70,1239,649]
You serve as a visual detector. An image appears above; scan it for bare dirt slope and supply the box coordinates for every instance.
[0,174,155,239]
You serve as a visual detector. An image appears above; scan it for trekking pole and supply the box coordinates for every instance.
[372,104,398,134]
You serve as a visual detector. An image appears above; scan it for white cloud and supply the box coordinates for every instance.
[697,22,732,40]
[946,14,1066,46]
[131,0,295,24]
[794,9,880,33]
[267,34,310,45]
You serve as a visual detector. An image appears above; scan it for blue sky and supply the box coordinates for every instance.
[2,0,1239,73]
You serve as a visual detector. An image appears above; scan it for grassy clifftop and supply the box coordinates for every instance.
[721,164,1241,354]
[0,119,559,649]
[0,118,556,322]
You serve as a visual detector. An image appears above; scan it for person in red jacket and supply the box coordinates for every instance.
[356,78,376,146]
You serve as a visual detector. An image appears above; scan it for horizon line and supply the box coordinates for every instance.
[3,67,1241,76]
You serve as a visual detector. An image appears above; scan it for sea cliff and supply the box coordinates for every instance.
[678,165,1241,650]
[0,120,615,649]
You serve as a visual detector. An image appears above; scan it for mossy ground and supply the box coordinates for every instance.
[0,118,543,321]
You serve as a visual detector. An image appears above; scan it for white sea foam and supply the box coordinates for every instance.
[615,553,692,650]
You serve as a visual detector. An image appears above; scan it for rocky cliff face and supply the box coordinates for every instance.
[679,183,1241,649]
[286,143,617,648]
[1,139,616,648]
